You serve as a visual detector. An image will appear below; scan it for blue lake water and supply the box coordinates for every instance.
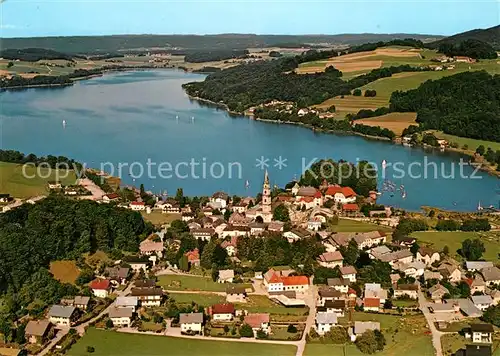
[1,69,499,211]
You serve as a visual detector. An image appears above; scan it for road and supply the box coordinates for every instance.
[418,290,443,356]
[295,284,317,356]
[38,282,134,355]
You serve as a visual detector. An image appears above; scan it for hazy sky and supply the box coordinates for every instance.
[1,0,498,38]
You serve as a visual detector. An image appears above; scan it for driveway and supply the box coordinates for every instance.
[418,290,444,356]
[295,284,317,356]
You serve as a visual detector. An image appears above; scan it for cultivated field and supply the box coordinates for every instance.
[68,328,297,356]
[411,231,500,263]
[356,112,418,135]
[49,260,80,284]
[0,162,77,198]
[167,292,225,306]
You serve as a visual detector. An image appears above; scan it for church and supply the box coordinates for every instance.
[245,170,273,223]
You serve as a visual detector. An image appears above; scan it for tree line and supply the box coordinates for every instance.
[0,149,82,170]
[184,49,249,63]
[437,39,497,59]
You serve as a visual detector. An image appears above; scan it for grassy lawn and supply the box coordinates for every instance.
[308,313,433,356]
[330,219,393,233]
[393,299,418,308]
[0,162,77,199]
[68,328,297,356]
[49,260,80,284]
[411,231,500,262]
[357,112,417,136]
[269,325,302,341]
[168,292,225,306]
[158,275,251,293]
[433,131,500,152]
[140,211,181,226]
[236,295,309,316]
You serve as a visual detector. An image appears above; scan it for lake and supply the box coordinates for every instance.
[1,69,498,211]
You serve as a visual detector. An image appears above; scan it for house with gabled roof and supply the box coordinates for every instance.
[317,251,343,269]
[25,320,52,344]
[180,313,203,334]
[417,247,440,266]
[244,313,270,336]
[90,279,111,298]
[324,185,357,204]
[481,267,500,286]
[315,312,338,335]
[340,266,357,282]
[48,305,77,326]
[210,303,235,321]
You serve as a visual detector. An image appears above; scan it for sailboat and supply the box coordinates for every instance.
[245,180,250,189]
[62,120,67,128]
[381,159,387,170]
[477,201,483,211]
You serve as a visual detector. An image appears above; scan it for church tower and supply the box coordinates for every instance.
[262,170,271,214]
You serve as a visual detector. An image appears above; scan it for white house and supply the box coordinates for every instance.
[471,295,494,311]
[129,201,146,211]
[317,251,343,269]
[466,324,494,344]
[324,186,357,204]
[283,229,311,242]
[439,263,462,283]
[210,304,235,321]
[465,261,493,272]
[327,278,349,293]
[315,312,337,335]
[217,269,235,283]
[221,236,238,256]
[244,313,270,336]
[191,228,214,241]
[115,296,139,312]
[129,261,149,272]
[471,276,486,294]
[47,305,77,327]
[89,279,111,298]
[363,298,381,312]
[179,313,203,335]
[417,247,440,266]
[481,267,500,286]
[210,192,229,209]
[393,284,419,300]
[340,266,357,283]
[130,287,163,307]
[108,307,134,327]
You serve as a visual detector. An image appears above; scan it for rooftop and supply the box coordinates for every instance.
[316,312,337,324]
[244,313,270,328]
[108,306,134,318]
[211,303,235,315]
[179,312,204,324]
[48,305,76,318]
[25,320,51,336]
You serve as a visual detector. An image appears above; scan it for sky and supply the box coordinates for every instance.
[0,0,499,38]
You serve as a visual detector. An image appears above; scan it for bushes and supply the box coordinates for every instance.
[353,89,362,96]
[435,219,461,231]
[364,89,377,97]
[460,218,491,232]
[355,330,386,354]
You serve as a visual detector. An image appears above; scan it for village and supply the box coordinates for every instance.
[0,167,499,356]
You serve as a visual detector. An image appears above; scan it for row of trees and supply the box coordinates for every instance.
[437,39,498,59]
[436,218,491,232]
[0,149,82,170]
[184,49,249,63]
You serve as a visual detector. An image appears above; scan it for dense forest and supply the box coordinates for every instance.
[183,54,429,112]
[0,74,73,89]
[438,39,498,59]
[254,107,396,140]
[0,149,82,170]
[0,197,150,327]
[390,71,500,142]
[0,48,77,61]
[349,38,425,53]
[184,49,249,63]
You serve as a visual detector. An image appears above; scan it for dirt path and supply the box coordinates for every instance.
[295,284,316,356]
[418,290,443,356]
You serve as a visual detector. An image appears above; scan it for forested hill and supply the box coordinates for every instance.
[0,196,149,295]
[429,25,500,49]
[0,33,443,54]
[390,71,500,142]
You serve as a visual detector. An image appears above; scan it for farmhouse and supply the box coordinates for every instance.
[317,251,344,269]
[364,283,387,303]
[217,269,235,283]
[48,305,77,327]
[191,228,215,241]
[363,298,381,312]
[350,321,380,342]
[481,267,500,286]
[393,284,419,299]
[130,287,163,306]
[139,239,164,258]
[470,276,486,294]
[115,296,139,312]
[323,299,346,317]
[108,307,134,327]
[327,278,349,293]
[340,266,357,283]
[471,295,494,311]
[129,201,146,211]
[210,192,229,209]
[324,186,357,204]
[439,263,462,282]
[283,228,311,242]
[465,261,493,272]
[221,236,238,256]
[25,320,52,345]
[102,193,120,203]
[315,312,338,335]
[89,279,111,299]
[328,231,386,250]
[179,313,204,335]
[210,303,235,321]
[318,288,342,306]
[428,284,449,302]
[244,313,270,336]
[465,324,494,344]
[417,247,441,266]
[105,267,130,285]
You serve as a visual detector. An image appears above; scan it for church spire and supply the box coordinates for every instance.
[264,170,269,185]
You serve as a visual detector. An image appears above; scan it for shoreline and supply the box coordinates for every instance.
[187,96,500,178]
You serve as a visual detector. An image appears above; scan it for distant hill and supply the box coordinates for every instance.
[429,25,500,49]
[0,48,77,61]
[0,33,444,54]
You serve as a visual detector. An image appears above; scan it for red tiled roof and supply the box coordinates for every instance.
[211,303,235,315]
[364,298,380,308]
[130,201,145,206]
[185,248,200,262]
[282,275,309,286]
[90,279,110,290]
[221,236,238,249]
[325,186,357,198]
[300,196,314,203]
[342,203,359,211]
[244,313,270,328]
[313,191,323,198]
[105,193,119,199]
[268,273,283,284]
